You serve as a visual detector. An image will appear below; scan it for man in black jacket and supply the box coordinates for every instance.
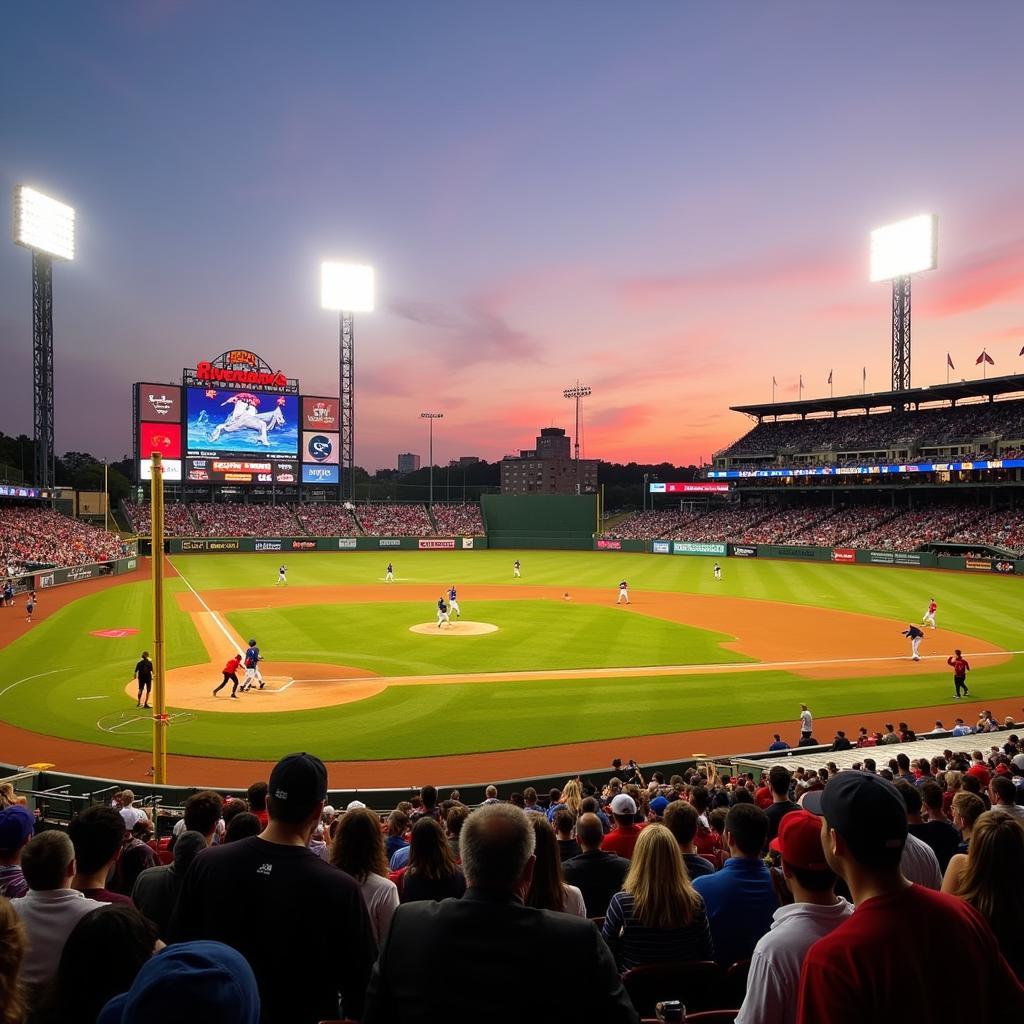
[562,812,631,915]
[363,803,638,1024]
[131,829,205,940]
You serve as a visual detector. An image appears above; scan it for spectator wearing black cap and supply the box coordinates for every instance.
[737,812,852,1024]
[170,754,377,1024]
[895,780,960,874]
[692,804,778,967]
[131,831,206,940]
[796,772,1024,1022]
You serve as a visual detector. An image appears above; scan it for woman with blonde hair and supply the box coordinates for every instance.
[602,823,713,970]
[524,816,586,917]
[0,897,27,1024]
[330,807,399,943]
[547,778,583,822]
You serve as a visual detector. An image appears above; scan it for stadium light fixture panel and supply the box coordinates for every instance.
[870,214,937,282]
[321,261,375,312]
[13,185,75,260]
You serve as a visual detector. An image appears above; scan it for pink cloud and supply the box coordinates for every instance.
[922,237,1024,318]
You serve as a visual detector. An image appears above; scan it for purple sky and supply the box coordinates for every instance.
[2,2,1023,470]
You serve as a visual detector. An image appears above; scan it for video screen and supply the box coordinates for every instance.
[186,387,299,461]
[140,422,182,460]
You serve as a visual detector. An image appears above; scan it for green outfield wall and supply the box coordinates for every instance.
[482,494,597,549]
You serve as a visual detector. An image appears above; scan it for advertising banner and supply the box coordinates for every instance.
[184,458,277,484]
[707,457,1024,480]
[185,386,299,461]
[419,538,456,550]
[831,548,856,563]
[672,541,727,556]
[253,540,283,552]
[302,464,339,485]
[651,540,671,554]
[730,544,757,557]
[337,538,358,549]
[596,539,622,550]
[649,482,731,494]
[291,540,317,550]
[965,558,993,571]
[0,485,47,499]
[137,384,182,423]
[867,550,925,566]
[302,431,339,465]
[140,422,182,460]
[179,539,241,552]
[992,560,1016,574]
[379,538,401,548]
[462,537,475,549]
[140,458,182,482]
[302,397,340,431]
[38,564,103,588]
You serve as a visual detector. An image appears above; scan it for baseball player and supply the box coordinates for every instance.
[25,592,34,623]
[240,638,264,692]
[923,597,937,629]
[447,585,461,619]
[133,651,154,709]
[947,649,970,699]
[713,562,722,581]
[617,580,630,604]
[799,703,813,734]
[3,581,13,606]
[213,653,244,698]
[385,562,394,583]
[436,596,451,628]
[513,559,521,579]
[902,624,925,661]
[276,564,288,586]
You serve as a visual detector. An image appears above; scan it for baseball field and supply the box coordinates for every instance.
[1,550,1022,786]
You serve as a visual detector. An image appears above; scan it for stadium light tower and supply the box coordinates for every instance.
[421,412,443,507]
[562,380,591,495]
[321,261,375,501]
[870,214,937,393]
[12,185,76,489]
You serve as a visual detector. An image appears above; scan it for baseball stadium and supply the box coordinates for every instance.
[4,8,1024,1021]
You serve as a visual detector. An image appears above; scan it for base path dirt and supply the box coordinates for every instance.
[1,570,1018,788]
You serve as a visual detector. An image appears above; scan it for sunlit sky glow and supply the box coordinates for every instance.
[2,2,1023,470]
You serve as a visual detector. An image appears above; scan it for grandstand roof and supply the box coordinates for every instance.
[731,373,1024,420]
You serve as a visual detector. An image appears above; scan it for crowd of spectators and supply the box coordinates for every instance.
[122,501,195,537]
[0,506,129,573]
[2,736,1023,1023]
[294,504,361,536]
[190,503,303,538]
[717,397,1024,461]
[429,503,485,535]
[355,503,435,537]
[602,501,1024,553]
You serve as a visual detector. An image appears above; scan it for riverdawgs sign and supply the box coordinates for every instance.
[183,349,299,395]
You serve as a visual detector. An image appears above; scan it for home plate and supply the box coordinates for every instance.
[408,621,498,636]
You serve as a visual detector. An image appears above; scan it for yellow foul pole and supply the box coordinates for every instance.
[150,452,167,784]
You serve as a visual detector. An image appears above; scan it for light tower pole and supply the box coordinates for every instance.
[562,380,592,495]
[321,262,375,502]
[13,186,76,489]
[421,412,443,507]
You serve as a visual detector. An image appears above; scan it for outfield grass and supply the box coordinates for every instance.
[0,550,1022,762]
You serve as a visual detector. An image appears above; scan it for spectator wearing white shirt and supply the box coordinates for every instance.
[11,831,105,996]
[330,807,400,945]
[737,811,852,1024]
[117,790,151,833]
[990,775,1024,822]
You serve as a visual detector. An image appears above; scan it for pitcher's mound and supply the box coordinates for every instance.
[409,621,498,636]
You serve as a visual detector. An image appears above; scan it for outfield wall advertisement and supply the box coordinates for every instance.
[168,536,487,553]
[672,541,727,556]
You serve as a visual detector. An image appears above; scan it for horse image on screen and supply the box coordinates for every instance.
[186,387,300,459]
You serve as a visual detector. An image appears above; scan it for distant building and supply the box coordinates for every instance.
[448,456,481,468]
[398,453,421,474]
[501,427,597,495]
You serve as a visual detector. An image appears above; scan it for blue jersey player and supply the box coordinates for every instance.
[241,638,264,691]
[447,585,461,619]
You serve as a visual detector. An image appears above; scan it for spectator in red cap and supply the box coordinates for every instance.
[796,772,1024,1022]
[737,811,852,1024]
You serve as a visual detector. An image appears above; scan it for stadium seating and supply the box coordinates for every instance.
[295,504,362,536]
[356,503,435,537]
[123,501,196,537]
[0,505,129,571]
[430,503,485,535]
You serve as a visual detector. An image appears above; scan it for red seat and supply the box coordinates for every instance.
[725,958,750,1005]
[157,849,174,865]
[623,960,723,1017]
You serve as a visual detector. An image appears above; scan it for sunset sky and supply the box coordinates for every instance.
[2,2,1023,471]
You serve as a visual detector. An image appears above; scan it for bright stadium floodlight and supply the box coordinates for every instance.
[869,213,937,283]
[319,261,376,502]
[321,261,375,312]
[13,185,76,261]
[870,213,938,394]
